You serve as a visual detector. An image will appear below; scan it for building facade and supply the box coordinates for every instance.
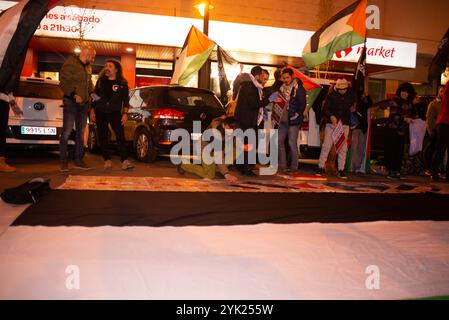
[2,0,448,100]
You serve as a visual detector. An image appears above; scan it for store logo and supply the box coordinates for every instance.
[335,45,397,61]
[112,84,120,92]
[335,48,353,59]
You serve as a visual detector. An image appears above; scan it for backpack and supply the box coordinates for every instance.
[1,178,51,205]
[226,89,239,116]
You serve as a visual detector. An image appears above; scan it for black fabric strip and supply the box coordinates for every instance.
[0,0,50,91]
[11,190,449,227]
[310,0,362,52]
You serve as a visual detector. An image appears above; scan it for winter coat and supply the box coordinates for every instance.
[59,55,93,104]
[93,77,130,114]
[234,81,266,130]
[323,88,356,126]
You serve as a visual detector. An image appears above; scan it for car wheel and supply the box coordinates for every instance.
[134,128,157,163]
[87,125,99,153]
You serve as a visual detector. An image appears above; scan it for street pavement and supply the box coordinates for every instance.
[0,149,437,192]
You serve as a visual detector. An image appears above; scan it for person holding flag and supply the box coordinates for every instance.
[275,68,307,173]
[316,79,356,178]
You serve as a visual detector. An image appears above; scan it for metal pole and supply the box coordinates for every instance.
[198,1,211,90]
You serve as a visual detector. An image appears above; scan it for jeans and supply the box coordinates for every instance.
[350,129,367,172]
[319,124,350,171]
[59,98,88,163]
[0,100,9,157]
[95,111,128,162]
[278,122,300,170]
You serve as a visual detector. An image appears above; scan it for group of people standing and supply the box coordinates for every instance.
[0,45,134,174]
[381,82,448,181]
[229,66,372,179]
[58,45,134,172]
[233,66,307,175]
[1,51,448,182]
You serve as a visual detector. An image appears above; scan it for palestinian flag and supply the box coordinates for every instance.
[0,0,61,93]
[170,26,216,87]
[285,64,322,108]
[216,45,238,105]
[302,0,367,68]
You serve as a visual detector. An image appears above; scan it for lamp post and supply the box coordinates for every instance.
[196,1,212,90]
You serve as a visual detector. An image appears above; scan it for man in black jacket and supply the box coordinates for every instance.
[234,66,268,131]
[317,79,356,178]
[90,59,134,171]
[233,66,268,175]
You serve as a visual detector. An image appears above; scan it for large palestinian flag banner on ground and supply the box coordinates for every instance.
[1,176,449,299]
[302,0,367,68]
[170,26,216,86]
[0,0,61,93]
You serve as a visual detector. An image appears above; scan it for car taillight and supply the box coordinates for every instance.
[153,108,185,120]
[300,122,309,130]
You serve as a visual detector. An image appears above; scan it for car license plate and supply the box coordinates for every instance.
[21,126,57,135]
[191,133,202,140]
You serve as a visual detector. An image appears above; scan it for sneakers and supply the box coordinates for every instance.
[315,167,325,176]
[60,162,69,172]
[0,157,16,173]
[337,171,348,179]
[121,159,134,170]
[104,160,112,170]
[387,171,401,179]
[74,160,91,170]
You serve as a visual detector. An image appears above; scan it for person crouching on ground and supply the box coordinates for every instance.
[177,116,240,183]
[90,59,134,170]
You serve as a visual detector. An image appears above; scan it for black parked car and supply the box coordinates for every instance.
[87,85,226,162]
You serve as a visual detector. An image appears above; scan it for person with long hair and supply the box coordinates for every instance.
[90,59,134,170]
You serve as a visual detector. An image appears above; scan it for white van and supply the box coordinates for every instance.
[7,77,70,148]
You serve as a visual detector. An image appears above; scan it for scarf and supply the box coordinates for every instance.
[249,74,264,100]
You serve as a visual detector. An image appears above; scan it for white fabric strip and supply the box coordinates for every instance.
[1,221,449,299]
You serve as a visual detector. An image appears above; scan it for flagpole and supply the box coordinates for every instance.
[198,1,211,90]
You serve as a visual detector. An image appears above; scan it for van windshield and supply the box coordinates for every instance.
[14,81,64,99]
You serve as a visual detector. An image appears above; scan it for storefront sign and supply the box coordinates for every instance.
[0,1,417,69]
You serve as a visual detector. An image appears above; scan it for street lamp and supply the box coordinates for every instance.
[195,1,213,89]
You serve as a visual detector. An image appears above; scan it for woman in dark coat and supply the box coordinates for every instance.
[383,82,416,179]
